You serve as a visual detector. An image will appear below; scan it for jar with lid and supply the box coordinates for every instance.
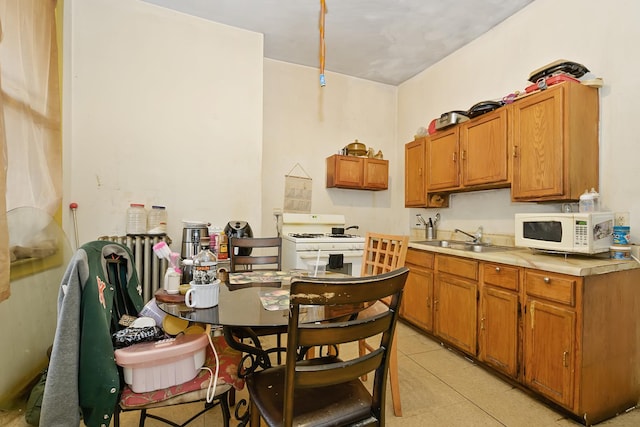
[147,205,167,234]
[126,203,147,235]
[192,237,217,284]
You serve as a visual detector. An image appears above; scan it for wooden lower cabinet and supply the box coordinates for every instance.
[400,249,434,331]
[523,268,640,425]
[479,263,520,378]
[434,255,478,355]
[402,248,640,425]
[524,297,575,408]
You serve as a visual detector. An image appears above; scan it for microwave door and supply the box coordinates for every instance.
[523,221,564,243]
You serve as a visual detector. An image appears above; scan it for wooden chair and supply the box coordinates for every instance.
[229,236,285,364]
[230,237,282,272]
[359,232,409,417]
[246,267,409,427]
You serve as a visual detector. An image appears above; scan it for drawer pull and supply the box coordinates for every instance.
[543,277,551,284]
[495,267,501,272]
[563,351,569,367]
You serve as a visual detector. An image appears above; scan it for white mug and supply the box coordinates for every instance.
[185,280,220,308]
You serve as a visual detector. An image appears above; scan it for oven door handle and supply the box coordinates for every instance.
[298,250,363,259]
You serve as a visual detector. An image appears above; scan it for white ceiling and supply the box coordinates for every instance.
[141,0,535,85]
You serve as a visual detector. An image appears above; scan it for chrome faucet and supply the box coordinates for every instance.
[454,226,483,244]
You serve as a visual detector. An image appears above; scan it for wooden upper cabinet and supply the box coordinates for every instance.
[426,107,510,193]
[363,158,389,190]
[326,155,388,190]
[511,82,599,202]
[460,108,510,188]
[426,127,460,191]
[405,138,427,206]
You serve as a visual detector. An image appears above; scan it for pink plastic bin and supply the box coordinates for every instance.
[115,333,208,393]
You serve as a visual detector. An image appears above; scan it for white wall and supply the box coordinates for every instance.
[64,0,264,249]
[399,0,640,241]
[262,60,400,235]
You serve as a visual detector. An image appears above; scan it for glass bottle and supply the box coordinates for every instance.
[192,236,217,284]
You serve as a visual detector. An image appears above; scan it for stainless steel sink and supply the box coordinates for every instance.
[413,240,513,253]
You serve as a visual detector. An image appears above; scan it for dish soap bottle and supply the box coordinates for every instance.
[192,237,217,284]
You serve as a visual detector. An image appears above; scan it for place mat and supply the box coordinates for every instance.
[259,289,290,311]
[229,270,293,285]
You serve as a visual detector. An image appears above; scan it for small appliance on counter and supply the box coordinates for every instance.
[224,221,253,256]
[515,212,614,255]
[180,220,209,260]
[180,220,209,283]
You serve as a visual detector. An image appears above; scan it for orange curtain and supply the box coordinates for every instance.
[0,0,61,302]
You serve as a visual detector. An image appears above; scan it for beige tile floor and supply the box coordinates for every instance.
[3,321,640,426]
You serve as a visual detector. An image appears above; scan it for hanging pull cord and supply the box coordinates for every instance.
[319,0,327,87]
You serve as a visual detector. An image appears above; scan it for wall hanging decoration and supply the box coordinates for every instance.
[284,163,312,213]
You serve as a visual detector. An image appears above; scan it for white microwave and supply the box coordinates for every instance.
[515,212,614,254]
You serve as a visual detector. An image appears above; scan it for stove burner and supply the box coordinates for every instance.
[288,233,325,238]
[327,234,358,238]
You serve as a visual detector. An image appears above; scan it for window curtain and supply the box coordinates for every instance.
[0,0,62,302]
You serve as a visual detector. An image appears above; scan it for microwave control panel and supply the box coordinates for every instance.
[574,220,589,247]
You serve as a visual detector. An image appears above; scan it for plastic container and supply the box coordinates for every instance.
[579,190,594,212]
[126,203,147,235]
[610,245,631,260]
[307,260,327,277]
[613,226,631,245]
[147,205,167,234]
[579,188,600,212]
[114,334,208,393]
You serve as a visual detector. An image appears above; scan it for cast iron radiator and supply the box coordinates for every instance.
[97,234,171,302]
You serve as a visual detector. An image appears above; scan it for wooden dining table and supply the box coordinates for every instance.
[156,270,362,375]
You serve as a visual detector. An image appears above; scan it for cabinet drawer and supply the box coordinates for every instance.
[436,255,478,280]
[406,249,434,270]
[482,263,519,291]
[525,270,577,306]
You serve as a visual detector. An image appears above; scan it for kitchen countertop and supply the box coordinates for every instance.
[408,240,639,277]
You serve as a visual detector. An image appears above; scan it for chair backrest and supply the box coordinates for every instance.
[229,237,282,272]
[285,267,409,425]
[360,232,409,277]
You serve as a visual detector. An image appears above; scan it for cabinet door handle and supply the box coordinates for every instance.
[434,299,439,311]
[563,351,569,367]
[418,167,422,177]
[461,150,466,161]
[543,277,551,284]
[495,267,501,272]
[452,152,457,163]
[426,297,431,308]
[481,317,485,330]
[513,145,518,158]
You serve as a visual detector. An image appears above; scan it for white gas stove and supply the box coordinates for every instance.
[281,213,365,277]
